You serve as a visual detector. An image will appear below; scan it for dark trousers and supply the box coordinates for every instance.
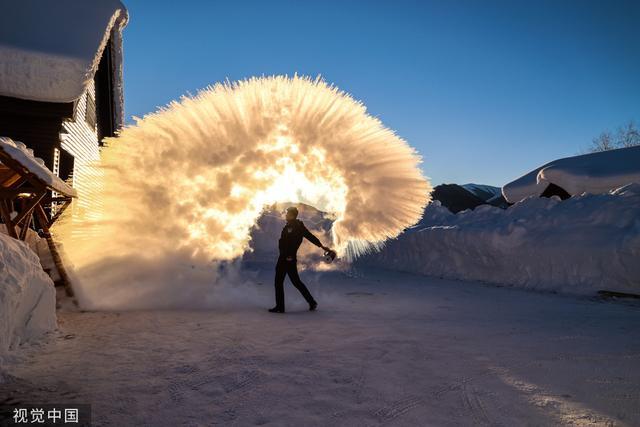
[274,257,316,310]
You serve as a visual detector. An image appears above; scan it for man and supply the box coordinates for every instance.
[269,206,334,313]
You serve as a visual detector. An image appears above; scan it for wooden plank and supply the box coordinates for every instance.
[45,237,76,300]
[35,204,50,234]
[0,170,22,187]
[0,150,44,191]
[13,191,46,226]
[0,187,41,197]
[35,204,77,305]
[18,212,33,240]
[50,200,71,225]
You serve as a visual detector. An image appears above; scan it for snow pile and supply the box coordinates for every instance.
[0,0,127,102]
[360,183,640,294]
[503,146,640,203]
[0,137,76,196]
[0,233,57,355]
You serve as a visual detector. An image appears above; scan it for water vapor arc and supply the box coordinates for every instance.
[54,75,430,308]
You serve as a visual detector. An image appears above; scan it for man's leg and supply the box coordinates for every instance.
[286,261,317,308]
[272,259,287,311]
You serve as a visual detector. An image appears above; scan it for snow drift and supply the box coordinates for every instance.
[360,184,640,294]
[503,146,640,203]
[0,233,57,355]
[54,76,430,310]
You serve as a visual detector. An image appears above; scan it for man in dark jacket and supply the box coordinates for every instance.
[269,206,334,313]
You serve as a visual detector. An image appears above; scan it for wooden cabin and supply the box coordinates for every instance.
[0,0,129,217]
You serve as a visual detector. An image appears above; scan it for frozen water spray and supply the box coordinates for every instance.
[53,76,431,309]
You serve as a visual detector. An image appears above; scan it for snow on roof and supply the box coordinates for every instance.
[502,146,640,203]
[0,0,128,103]
[0,137,77,197]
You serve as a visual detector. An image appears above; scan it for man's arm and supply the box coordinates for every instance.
[301,223,326,249]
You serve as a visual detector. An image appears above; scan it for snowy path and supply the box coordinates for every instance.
[3,267,640,426]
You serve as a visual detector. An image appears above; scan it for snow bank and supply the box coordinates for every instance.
[360,184,640,294]
[0,0,127,102]
[503,146,640,203]
[0,137,76,196]
[0,233,57,355]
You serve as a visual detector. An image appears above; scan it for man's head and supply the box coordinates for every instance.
[285,206,299,221]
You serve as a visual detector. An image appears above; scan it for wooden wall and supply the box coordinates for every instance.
[61,80,104,225]
[0,36,119,229]
[0,95,74,166]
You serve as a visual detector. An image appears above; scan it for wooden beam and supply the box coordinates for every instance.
[0,172,24,188]
[35,204,51,233]
[18,212,33,241]
[0,187,41,197]
[0,151,32,181]
[13,192,46,226]
[34,204,77,304]
[45,237,76,300]
[0,150,55,195]
[50,200,71,225]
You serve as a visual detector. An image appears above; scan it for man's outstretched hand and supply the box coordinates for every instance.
[322,246,337,257]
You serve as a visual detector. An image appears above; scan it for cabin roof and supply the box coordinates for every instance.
[502,145,640,203]
[0,0,128,103]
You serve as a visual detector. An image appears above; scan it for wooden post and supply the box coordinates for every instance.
[35,204,77,305]
[18,212,32,241]
[0,145,78,307]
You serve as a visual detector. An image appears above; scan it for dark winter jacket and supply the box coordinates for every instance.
[278,219,322,260]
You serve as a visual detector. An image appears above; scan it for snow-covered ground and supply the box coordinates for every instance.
[0,233,56,355]
[361,183,640,295]
[2,266,639,426]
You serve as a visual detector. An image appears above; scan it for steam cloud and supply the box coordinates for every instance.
[54,76,431,309]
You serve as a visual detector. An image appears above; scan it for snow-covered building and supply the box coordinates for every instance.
[0,0,128,215]
[502,146,640,203]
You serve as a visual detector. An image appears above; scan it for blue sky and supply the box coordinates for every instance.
[122,0,639,186]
